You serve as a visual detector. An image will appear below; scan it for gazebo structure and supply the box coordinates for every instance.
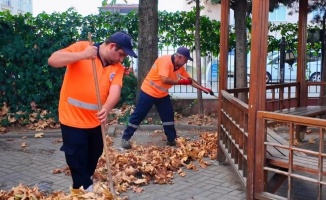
[217,0,326,199]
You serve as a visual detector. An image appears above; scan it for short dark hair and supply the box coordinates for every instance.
[105,39,122,51]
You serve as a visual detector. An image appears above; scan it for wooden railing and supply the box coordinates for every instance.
[220,82,326,197]
[255,111,326,200]
[265,82,300,111]
[227,82,300,111]
[218,90,249,187]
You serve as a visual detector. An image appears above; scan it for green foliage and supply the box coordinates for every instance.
[0,9,223,127]
[158,10,221,57]
[117,107,132,125]
[119,73,138,106]
[268,22,322,53]
[1,8,321,127]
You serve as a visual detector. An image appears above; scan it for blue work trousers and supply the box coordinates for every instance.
[60,123,103,189]
[122,90,176,142]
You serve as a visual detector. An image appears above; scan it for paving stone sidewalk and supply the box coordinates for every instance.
[0,125,246,200]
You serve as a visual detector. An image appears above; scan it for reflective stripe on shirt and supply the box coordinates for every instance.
[68,97,98,111]
[149,80,168,93]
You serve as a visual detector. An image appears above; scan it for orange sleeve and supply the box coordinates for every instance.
[179,67,191,79]
[111,65,124,87]
[61,41,88,53]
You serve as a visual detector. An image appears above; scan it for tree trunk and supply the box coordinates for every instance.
[138,0,158,96]
[233,0,248,103]
[195,0,203,114]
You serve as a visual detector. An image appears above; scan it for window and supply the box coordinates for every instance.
[3,0,12,7]
[120,9,133,14]
[269,5,286,21]
[18,0,23,9]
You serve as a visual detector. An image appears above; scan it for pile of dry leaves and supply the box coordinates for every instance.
[0,132,218,199]
[0,103,217,134]
[0,102,60,133]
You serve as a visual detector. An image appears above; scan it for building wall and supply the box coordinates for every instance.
[181,1,222,21]
[180,2,316,28]
[1,0,33,15]
[99,3,138,15]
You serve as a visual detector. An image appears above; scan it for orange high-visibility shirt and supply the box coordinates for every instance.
[141,55,190,98]
[58,41,124,128]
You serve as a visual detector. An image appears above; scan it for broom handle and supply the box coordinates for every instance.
[179,74,210,93]
[88,32,115,196]
[179,74,218,98]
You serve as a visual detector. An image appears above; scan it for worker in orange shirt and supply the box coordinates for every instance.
[48,32,137,191]
[121,47,213,149]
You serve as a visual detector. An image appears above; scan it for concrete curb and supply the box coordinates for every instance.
[0,124,217,138]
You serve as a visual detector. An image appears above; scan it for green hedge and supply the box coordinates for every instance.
[0,8,321,126]
[0,9,221,126]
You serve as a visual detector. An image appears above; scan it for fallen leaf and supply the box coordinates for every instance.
[132,186,144,193]
[0,127,6,133]
[102,187,114,200]
[308,138,316,144]
[134,179,147,185]
[52,138,63,143]
[8,115,16,123]
[34,132,44,138]
[52,168,62,174]
[293,139,299,146]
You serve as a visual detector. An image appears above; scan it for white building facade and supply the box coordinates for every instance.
[1,0,32,15]
[180,1,318,26]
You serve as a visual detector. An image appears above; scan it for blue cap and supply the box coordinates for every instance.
[177,47,193,61]
[109,32,138,58]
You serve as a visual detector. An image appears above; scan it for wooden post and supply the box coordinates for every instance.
[217,0,230,162]
[247,0,269,199]
[296,0,308,141]
[297,0,308,107]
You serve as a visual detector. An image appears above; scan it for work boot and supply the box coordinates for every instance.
[121,139,132,149]
[85,184,93,192]
[166,140,176,146]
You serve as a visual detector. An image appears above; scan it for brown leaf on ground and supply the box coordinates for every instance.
[293,139,299,146]
[175,114,217,126]
[309,138,316,144]
[8,115,16,123]
[199,159,210,168]
[52,138,63,143]
[1,102,9,116]
[153,130,163,134]
[20,142,26,148]
[30,101,37,110]
[53,168,62,174]
[132,186,144,193]
[0,126,6,133]
[52,166,70,175]
[34,132,44,138]
[177,168,186,177]
[133,179,147,185]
